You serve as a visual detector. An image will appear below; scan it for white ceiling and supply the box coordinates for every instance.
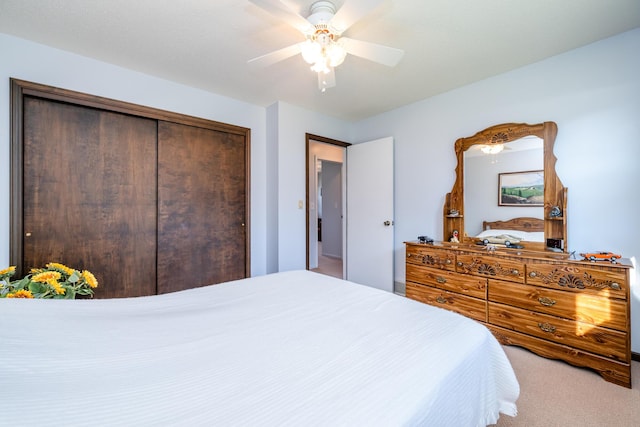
[1,0,639,121]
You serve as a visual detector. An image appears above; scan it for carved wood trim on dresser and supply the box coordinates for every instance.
[405,241,633,388]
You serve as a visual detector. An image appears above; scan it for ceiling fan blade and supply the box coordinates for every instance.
[248,42,304,67]
[249,0,315,35]
[330,0,384,34]
[340,37,404,67]
[318,67,336,92]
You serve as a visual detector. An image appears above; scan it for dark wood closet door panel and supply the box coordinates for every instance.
[157,121,247,293]
[23,97,158,298]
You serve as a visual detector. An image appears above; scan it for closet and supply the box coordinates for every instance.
[11,79,250,298]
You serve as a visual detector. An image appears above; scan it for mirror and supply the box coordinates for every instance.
[464,136,543,238]
[443,122,567,253]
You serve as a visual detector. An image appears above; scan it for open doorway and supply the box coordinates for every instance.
[306,134,350,279]
[315,159,342,278]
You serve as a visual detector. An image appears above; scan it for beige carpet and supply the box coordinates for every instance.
[493,346,640,427]
[311,243,343,279]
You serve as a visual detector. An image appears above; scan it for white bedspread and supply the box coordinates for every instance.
[0,270,518,426]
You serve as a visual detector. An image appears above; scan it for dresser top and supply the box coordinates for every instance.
[405,241,633,269]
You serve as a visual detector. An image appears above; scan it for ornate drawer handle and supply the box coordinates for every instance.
[511,269,519,275]
[538,322,556,333]
[538,297,557,307]
[407,253,412,258]
[457,261,463,267]
[529,271,537,278]
[436,296,447,304]
[445,259,452,264]
[436,276,447,284]
[611,282,621,290]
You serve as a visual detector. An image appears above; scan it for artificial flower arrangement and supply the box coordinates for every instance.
[0,263,98,299]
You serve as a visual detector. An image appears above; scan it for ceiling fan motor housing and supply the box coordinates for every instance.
[308,1,337,28]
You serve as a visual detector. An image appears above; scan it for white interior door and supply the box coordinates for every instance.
[346,137,394,292]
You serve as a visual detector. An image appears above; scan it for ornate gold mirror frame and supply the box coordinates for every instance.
[443,122,567,253]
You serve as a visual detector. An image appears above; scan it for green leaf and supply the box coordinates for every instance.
[28,281,47,294]
[68,270,81,283]
[17,277,31,288]
[58,289,76,299]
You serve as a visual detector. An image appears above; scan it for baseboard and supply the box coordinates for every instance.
[632,352,640,362]
[394,281,406,296]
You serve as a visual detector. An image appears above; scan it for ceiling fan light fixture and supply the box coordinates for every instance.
[301,34,346,75]
[310,60,330,74]
[301,40,321,64]
[326,42,347,67]
[480,144,504,155]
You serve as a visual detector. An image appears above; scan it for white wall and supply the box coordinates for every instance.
[272,102,351,272]
[351,29,640,352]
[0,33,269,276]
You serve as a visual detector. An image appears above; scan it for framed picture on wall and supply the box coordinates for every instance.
[498,170,544,206]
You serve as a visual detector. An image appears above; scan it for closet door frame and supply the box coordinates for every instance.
[10,78,251,280]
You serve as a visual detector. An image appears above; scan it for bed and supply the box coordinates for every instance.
[478,217,545,242]
[0,270,519,426]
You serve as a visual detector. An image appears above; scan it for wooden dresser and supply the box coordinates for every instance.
[405,241,632,388]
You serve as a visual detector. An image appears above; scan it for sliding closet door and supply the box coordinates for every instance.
[22,96,158,298]
[157,121,247,293]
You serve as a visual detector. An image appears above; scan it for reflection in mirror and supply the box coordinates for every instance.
[443,122,567,253]
[464,136,543,239]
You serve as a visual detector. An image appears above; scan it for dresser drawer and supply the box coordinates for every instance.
[407,282,486,322]
[488,280,628,331]
[406,245,455,270]
[407,264,486,299]
[488,302,628,362]
[526,263,627,300]
[456,254,525,284]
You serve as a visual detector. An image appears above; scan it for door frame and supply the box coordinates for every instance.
[305,133,350,270]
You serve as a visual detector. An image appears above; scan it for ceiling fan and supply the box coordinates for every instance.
[248,0,404,91]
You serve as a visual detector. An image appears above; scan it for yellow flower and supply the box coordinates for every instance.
[50,281,65,295]
[32,271,62,283]
[31,271,65,294]
[46,262,75,276]
[82,270,98,288]
[0,266,16,276]
[2,263,96,299]
[7,289,34,298]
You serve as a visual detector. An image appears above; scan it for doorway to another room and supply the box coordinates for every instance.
[314,160,343,278]
[306,134,349,279]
